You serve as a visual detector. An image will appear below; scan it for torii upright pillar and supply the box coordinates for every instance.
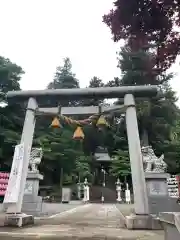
[124,94,149,215]
[124,94,157,229]
[4,98,37,226]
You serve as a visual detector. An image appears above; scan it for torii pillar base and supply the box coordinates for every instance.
[125,213,162,230]
[4,213,34,227]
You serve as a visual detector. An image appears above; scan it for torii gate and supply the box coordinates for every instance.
[3,85,160,226]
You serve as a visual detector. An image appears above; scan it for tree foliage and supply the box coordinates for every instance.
[74,155,93,181]
[82,76,104,106]
[110,150,130,178]
[103,0,180,72]
[1,47,180,188]
[116,44,178,146]
[0,56,23,93]
[48,58,79,90]
[0,56,24,170]
[103,0,180,173]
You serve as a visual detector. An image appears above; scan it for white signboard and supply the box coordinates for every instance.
[125,189,131,203]
[4,144,24,203]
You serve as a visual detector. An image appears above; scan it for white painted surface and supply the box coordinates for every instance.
[4,144,24,203]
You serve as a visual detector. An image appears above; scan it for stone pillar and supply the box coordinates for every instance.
[124,94,149,215]
[86,185,90,202]
[4,98,37,227]
[142,146,180,215]
[77,182,81,199]
[6,98,37,214]
[83,178,89,203]
[22,172,43,216]
[159,212,180,240]
[146,172,180,214]
[116,179,122,203]
[146,172,169,214]
[125,183,131,204]
[101,167,106,203]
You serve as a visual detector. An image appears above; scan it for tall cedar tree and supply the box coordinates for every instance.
[0,56,24,169]
[103,1,180,171]
[103,0,180,72]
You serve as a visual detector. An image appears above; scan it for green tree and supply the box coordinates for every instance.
[110,150,131,179]
[48,58,79,90]
[103,0,180,171]
[103,0,180,72]
[105,77,121,87]
[0,56,23,93]
[35,123,85,185]
[162,113,180,174]
[0,56,24,169]
[103,40,178,172]
[116,45,178,149]
[82,76,104,106]
[74,155,92,181]
[171,115,180,144]
[47,57,80,107]
[35,57,94,188]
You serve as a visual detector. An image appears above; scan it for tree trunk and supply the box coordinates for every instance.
[60,167,63,200]
[141,129,149,147]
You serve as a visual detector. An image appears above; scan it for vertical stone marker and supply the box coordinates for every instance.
[142,146,180,214]
[4,144,24,204]
[22,148,43,216]
[124,94,149,215]
[3,98,37,227]
[124,94,156,229]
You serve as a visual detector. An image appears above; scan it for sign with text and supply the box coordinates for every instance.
[3,144,24,203]
[148,181,167,196]
[24,180,33,195]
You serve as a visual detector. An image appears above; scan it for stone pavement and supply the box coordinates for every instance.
[0,204,164,239]
[0,201,82,217]
[116,204,135,217]
[40,200,82,216]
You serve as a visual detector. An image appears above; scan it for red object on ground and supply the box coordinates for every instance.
[175,175,180,197]
[0,172,9,197]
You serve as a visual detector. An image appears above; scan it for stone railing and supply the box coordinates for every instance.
[159,212,180,240]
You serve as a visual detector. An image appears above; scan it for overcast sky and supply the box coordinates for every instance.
[0,0,179,105]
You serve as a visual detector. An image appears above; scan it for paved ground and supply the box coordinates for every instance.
[40,201,82,216]
[116,204,134,217]
[0,203,164,239]
[0,201,82,217]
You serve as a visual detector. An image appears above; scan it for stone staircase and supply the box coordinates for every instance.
[89,185,117,203]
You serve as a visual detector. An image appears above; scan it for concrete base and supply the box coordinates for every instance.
[22,172,43,216]
[22,196,43,216]
[145,173,180,216]
[126,214,162,230]
[4,213,34,227]
[0,214,6,227]
[159,212,180,240]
